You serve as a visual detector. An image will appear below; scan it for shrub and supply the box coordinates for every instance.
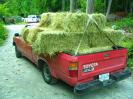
[0,23,7,45]
[116,18,133,28]
[128,58,133,70]
[122,41,133,57]
[121,35,133,70]
[113,17,133,33]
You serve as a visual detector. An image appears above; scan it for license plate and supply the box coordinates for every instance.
[99,73,109,82]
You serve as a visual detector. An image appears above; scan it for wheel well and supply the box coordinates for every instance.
[13,42,16,46]
[38,59,47,70]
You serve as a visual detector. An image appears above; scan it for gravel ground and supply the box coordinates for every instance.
[0,25,133,99]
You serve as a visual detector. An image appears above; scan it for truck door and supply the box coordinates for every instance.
[16,37,33,61]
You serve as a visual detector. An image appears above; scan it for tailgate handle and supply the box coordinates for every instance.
[104,54,110,57]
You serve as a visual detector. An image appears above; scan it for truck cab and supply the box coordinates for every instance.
[24,15,40,23]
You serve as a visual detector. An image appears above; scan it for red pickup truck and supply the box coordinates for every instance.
[13,33,131,94]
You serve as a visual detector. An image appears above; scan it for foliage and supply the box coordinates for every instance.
[121,36,133,58]
[78,0,105,13]
[114,17,133,32]
[0,23,7,45]
[0,0,132,17]
[0,2,10,16]
[5,0,62,17]
[95,0,105,13]
[123,41,133,57]
[128,58,133,70]
[107,14,133,33]
[77,0,86,12]
[120,33,133,69]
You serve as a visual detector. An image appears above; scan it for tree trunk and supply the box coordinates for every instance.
[130,2,133,13]
[104,0,107,14]
[70,0,76,12]
[62,0,65,11]
[86,0,95,14]
[124,0,128,13]
[106,0,112,18]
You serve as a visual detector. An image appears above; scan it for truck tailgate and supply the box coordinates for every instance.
[77,49,128,81]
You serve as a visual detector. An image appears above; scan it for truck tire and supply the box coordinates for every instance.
[42,64,57,84]
[15,46,22,58]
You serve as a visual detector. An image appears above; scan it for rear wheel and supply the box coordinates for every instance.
[42,64,57,84]
[15,46,22,58]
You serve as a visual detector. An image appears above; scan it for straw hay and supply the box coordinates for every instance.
[27,27,44,44]
[21,12,124,56]
[38,13,53,27]
[21,28,29,43]
[32,31,88,55]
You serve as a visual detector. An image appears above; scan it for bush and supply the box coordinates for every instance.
[122,40,133,57]
[0,23,7,45]
[0,3,10,16]
[121,36,133,69]
[116,18,133,28]
[114,17,133,33]
[128,58,133,70]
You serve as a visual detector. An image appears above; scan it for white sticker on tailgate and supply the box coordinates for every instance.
[83,62,98,72]
[99,73,109,82]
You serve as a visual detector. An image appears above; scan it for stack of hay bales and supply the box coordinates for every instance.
[21,12,124,56]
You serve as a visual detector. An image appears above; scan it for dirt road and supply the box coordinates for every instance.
[0,25,133,99]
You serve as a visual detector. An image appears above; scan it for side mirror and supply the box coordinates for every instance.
[25,25,31,27]
[14,33,19,36]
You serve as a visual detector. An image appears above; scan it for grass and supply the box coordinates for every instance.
[16,22,27,25]
[0,23,7,45]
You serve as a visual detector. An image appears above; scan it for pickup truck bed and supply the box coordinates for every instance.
[13,34,131,94]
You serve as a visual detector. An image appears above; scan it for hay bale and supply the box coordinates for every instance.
[50,12,67,30]
[32,31,88,55]
[32,29,123,56]
[63,13,106,33]
[63,13,88,32]
[75,46,113,55]
[39,13,106,32]
[21,12,124,56]
[39,13,53,27]
[103,28,124,45]
[27,27,44,44]
[92,13,106,28]
[21,28,29,43]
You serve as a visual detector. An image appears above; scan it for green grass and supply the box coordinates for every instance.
[16,22,27,25]
[0,23,7,45]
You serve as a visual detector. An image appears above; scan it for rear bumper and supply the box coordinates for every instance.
[74,69,131,94]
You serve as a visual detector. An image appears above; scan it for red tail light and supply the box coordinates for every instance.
[69,62,78,77]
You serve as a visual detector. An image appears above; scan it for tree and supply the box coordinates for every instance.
[106,0,112,18]
[62,0,65,11]
[70,0,76,12]
[0,3,10,16]
[86,0,95,14]
[130,2,133,13]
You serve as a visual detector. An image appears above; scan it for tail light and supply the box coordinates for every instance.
[69,62,78,77]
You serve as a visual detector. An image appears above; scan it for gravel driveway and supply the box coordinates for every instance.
[0,25,133,99]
